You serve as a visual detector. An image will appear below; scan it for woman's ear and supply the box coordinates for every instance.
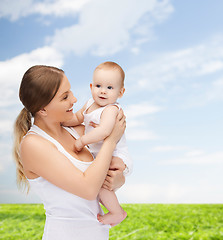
[38,108,47,117]
[119,87,125,98]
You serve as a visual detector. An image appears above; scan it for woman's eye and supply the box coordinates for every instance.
[63,95,68,100]
[108,86,113,89]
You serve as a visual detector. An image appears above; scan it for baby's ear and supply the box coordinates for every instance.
[90,83,92,90]
[119,87,125,98]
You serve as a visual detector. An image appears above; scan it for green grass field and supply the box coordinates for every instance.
[0,204,223,240]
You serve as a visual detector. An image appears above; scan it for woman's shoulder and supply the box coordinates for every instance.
[20,133,57,169]
[20,132,55,154]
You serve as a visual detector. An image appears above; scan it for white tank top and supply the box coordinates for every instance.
[26,125,110,240]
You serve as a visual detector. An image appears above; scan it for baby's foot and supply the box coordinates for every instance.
[97,210,127,227]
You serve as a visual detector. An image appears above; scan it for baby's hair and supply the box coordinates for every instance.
[94,61,125,86]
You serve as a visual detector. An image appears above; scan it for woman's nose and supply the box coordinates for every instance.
[71,92,77,103]
[73,96,77,103]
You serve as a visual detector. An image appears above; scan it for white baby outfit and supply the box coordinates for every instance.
[83,98,132,176]
[26,125,110,240]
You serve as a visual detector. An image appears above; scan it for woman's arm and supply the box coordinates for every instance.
[20,111,125,201]
[75,122,128,191]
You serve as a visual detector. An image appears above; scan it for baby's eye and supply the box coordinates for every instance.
[107,86,113,89]
[96,84,101,88]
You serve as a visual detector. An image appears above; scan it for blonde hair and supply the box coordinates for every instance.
[13,65,64,191]
[94,61,125,86]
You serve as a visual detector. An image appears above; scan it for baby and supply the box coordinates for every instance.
[67,61,131,226]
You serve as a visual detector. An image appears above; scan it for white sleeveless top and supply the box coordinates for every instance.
[26,125,110,240]
[83,98,132,176]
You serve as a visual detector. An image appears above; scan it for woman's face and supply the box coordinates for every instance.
[44,74,77,122]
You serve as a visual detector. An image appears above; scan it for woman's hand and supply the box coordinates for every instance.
[110,156,126,171]
[102,157,126,191]
[106,109,126,144]
[90,109,126,145]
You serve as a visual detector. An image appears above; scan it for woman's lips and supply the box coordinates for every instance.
[66,107,73,112]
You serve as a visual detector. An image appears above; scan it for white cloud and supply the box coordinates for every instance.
[0,120,14,134]
[0,46,63,85]
[126,129,158,141]
[130,47,140,55]
[0,0,90,21]
[0,0,32,21]
[124,102,161,141]
[197,60,223,75]
[0,142,13,173]
[0,188,42,203]
[1,0,174,56]
[205,77,223,102]
[50,0,174,56]
[125,102,161,119]
[127,35,223,92]
[33,0,90,17]
[213,78,223,87]
[159,151,223,165]
[118,182,223,203]
[152,145,188,152]
[185,150,205,157]
[0,46,63,107]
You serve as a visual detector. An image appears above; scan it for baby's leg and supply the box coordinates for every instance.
[98,188,127,226]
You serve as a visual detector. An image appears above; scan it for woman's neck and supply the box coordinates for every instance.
[33,118,64,139]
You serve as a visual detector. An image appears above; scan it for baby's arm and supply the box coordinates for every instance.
[74,106,119,151]
[62,103,87,127]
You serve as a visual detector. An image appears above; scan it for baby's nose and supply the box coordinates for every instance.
[101,88,106,93]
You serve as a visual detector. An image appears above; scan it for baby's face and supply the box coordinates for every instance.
[91,69,124,107]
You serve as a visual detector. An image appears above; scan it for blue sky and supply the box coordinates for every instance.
[0,0,223,203]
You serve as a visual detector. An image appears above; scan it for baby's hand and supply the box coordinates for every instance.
[74,138,84,152]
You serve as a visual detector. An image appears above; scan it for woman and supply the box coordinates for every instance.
[13,65,129,240]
